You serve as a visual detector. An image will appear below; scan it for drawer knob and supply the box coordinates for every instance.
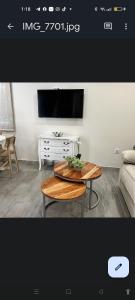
[64,142,70,145]
[44,140,50,144]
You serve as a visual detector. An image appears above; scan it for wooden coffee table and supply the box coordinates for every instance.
[54,161,102,209]
[41,176,86,217]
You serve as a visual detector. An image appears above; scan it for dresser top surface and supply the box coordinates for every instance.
[39,134,79,140]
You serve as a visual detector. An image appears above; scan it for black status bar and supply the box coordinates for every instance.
[0,0,134,38]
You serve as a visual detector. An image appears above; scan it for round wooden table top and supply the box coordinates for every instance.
[41,176,86,200]
[54,161,102,182]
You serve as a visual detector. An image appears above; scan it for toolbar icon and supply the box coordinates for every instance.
[125,23,128,30]
[7,23,14,30]
[104,22,112,30]
[100,7,105,12]
[125,289,131,296]
[49,7,54,12]
[99,289,104,295]
[106,8,112,12]
[33,288,39,295]
[94,7,98,12]
[66,288,72,295]
[55,7,60,12]
[113,7,126,12]
[108,257,129,278]
[62,7,67,12]
[43,7,47,11]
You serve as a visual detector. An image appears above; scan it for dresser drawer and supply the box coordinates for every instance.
[40,138,73,148]
[41,152,71,161]
[41,146,72,155]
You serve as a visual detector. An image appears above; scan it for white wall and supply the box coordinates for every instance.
[12,82,135,168]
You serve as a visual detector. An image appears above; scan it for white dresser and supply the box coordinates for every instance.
[38,134,79,170]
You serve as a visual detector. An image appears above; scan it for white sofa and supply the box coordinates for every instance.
[119,150,135,217]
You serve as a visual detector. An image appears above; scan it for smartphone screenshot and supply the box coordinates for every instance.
[0,0,135,299]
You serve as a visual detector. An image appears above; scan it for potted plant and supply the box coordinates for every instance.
[66,156,75,167]
[66,156,85,171]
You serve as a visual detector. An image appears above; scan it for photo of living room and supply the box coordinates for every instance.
[0,82,135,218]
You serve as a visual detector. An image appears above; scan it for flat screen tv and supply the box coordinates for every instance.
[37,89,84,118]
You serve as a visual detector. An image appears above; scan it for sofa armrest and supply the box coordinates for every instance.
[122,150,135,164]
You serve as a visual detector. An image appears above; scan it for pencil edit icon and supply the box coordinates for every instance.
[108,257,129,278]
[115,263,122,271]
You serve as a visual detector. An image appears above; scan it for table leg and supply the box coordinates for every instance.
[43,195,46,218]
[39,158,41,171]
[89,180,93,210]
[81,197,84,217]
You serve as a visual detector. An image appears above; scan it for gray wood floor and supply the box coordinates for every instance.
[0,161,130,218]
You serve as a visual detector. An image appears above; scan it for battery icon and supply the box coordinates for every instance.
[113,7,126,12]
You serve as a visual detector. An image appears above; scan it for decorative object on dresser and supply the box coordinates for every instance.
[52,131,63,137]
[38,134,80,170]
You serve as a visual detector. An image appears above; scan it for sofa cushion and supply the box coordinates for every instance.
[120,164,135,204]
[122,150,135,164]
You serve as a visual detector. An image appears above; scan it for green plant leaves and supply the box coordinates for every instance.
[65,156,85,169]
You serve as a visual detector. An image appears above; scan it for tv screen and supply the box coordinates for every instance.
[37,89,84,118]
